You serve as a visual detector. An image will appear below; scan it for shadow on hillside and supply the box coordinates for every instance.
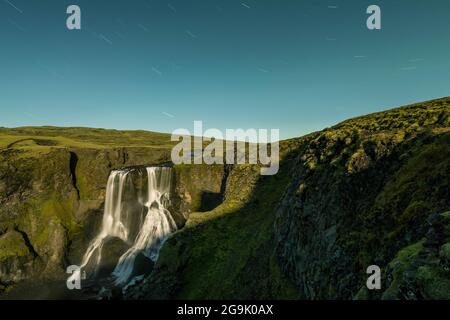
[198,191,223,212]
[3,144,303,300]
[143,144,304,300]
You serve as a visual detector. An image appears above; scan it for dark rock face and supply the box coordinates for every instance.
[379,212,450,300]
[95,237,130,279]
[274,99,450,299]
[170,164,226,219]
[132,252,155,277]
[67,208,104,266]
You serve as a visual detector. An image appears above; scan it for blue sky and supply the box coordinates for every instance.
[1,0,449,139]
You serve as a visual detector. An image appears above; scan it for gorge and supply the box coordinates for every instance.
[0,97,449,300]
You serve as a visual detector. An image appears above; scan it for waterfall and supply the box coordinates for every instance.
[73,166,177,287]
[112,167,177,285]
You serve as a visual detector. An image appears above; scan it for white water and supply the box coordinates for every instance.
[72,166,177,287]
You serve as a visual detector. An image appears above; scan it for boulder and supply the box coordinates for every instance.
[95,237,130,278]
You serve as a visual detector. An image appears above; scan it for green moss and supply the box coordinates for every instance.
[75,172,89,200]
[347,148,370,174]
[11,193,78,258]
[440,243,450,261]
[416,265,450,299]
[354,287,370,300]
[333,97,450,133]
[399,201,430,225]
[371,133,450,236]
[382,240,424,299]
[0,231,29,262]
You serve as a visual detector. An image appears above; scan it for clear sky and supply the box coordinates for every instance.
[1,0,449,139]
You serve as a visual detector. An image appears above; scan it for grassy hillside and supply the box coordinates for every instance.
[0,126,174,153]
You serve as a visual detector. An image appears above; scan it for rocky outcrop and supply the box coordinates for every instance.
[0,144,229,294]
[380,211,450,300]
[274,98,450,299]
[171,164,226,216]
[0,230,36,288]
[0,148,80,288]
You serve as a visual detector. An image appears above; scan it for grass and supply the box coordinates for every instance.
[0,126,175,150]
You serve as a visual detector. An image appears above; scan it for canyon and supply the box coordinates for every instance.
[0,97,449,299]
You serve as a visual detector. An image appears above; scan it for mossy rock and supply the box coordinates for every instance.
[416,265,450,299]
[0,231,30,262]
[440,243,450,265]
[0,231,36,285]
[382,240,424,300]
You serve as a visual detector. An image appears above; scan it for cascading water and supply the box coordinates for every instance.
[73,166,177,287]
[113,167,177,285]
